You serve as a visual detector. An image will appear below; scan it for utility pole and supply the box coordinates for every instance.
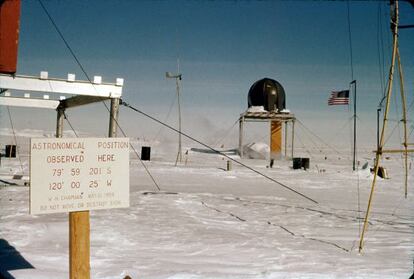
[166,71,182,165]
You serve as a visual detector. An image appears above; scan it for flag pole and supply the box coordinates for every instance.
[350,80,356,171]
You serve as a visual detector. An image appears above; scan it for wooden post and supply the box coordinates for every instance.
[62,104,91,279]
[108,98,120,140]
[108,98,120,137]
[69,211,90,279]
[56,107,64,138]
[270,120,282,160]
[396,47,409,198]
[372,149,414,153]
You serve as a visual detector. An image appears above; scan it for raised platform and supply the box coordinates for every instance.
[238,110,296,159]
[240,110,295,121]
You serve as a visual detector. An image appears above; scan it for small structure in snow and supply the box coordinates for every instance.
[239,78,296,163]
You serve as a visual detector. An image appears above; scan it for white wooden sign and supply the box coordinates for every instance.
[30,137,129,214]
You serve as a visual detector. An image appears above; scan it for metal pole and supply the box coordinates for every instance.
[166,71,182,165]
[351,80,357,171]
[291,119,295,159]
[377,108,380,151]
[175,77,182,165]
[239,116,244,158]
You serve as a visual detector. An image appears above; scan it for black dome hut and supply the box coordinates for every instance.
[247,78,286,112]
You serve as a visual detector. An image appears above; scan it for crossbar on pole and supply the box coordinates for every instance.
[373,149,414,153]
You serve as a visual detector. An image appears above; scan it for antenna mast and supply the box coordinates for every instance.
[166,60,183,165]
[359,0,412,253]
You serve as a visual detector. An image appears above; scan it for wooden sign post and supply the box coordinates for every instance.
[69,211,90,279]
[55,107,90,279]
[73,98,118,278]
[2,71,125,279]
[54,109,89,278]
[53,108,90,279]
[30,98,124,279]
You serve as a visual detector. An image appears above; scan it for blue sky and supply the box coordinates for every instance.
[3,0,414,147]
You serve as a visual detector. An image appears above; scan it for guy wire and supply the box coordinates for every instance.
[121,100,318,205]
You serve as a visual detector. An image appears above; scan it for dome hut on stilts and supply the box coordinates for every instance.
[239,78,296,166]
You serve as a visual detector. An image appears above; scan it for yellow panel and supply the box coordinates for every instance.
[270,121,282,159]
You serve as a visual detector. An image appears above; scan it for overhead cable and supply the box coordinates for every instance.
[38,0,161,192]
[121,100,318,204]
[63,111,79,137]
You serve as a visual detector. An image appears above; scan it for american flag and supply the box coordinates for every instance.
[328,90,349,105]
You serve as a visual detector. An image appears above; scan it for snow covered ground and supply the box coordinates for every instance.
[0,129,413,278]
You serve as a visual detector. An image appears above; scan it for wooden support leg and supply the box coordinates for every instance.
[270,120,282,160]
[284,121,288,158]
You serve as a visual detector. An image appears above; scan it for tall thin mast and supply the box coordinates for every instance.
[166,67,183,165]
[359,0,399,253]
